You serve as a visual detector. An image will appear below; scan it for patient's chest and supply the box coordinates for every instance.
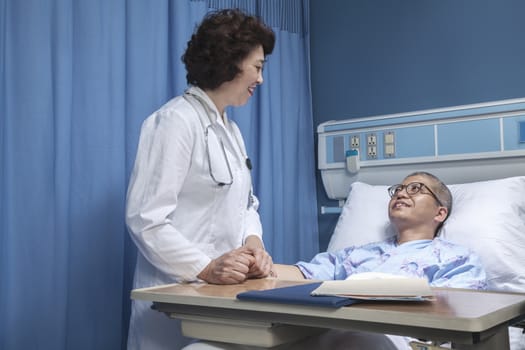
[343,239,457,282]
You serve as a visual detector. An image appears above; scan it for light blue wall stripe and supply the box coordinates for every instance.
[395,126,435,158]
[323,108,525,164]
[438,119,500,155]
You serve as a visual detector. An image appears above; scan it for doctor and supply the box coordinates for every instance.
[125,9,276,350]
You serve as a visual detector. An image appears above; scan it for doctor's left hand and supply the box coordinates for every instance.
[244,236,273,279]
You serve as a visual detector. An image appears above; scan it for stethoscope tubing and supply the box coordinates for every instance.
[183,90,251,186]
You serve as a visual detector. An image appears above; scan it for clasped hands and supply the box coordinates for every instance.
[198,246,273,285]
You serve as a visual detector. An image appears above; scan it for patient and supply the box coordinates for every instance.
[275,171,487,289]
[185,172,487,350]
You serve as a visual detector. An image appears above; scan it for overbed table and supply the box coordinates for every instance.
[131,279,525,349]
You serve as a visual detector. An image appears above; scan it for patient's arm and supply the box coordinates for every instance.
[272,264,306,280]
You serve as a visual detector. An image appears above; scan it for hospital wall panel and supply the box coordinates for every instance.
[392,126,434,159]
[317,98,525,200]
[437,119,500,155]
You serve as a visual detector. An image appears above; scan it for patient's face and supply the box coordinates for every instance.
[388,175,442,231]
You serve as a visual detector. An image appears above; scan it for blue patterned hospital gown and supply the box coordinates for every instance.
[296,237,487,289]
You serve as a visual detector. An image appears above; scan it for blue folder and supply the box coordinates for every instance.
[236,282,361,308]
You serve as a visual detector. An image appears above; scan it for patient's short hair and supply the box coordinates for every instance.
[405,171,453,235]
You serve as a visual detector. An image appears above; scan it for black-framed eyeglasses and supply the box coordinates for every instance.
[387,182,443,206]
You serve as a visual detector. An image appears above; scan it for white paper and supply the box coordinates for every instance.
[311,273,434,301]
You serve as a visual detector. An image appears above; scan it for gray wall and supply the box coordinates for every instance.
[309,0,525,250]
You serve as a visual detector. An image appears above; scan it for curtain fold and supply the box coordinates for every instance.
[206,0,308,34]
[0,0,316,348]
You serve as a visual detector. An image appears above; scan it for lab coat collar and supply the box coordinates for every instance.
[185,86,230,127]
[184,86,244,163]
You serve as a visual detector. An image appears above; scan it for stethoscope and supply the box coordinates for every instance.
[183,90,252,187]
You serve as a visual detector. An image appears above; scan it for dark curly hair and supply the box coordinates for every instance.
[182,9,275,90]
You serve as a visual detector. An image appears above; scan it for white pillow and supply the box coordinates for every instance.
[327,176,525,294]
[328,182,392,251]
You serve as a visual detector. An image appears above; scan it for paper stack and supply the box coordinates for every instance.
[311,272,434,301]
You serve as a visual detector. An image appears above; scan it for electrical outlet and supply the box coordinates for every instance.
[366,133,377,146]
[367,145,377,159]
[350,135,360,149]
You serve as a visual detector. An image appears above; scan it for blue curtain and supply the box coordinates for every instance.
[0,0,317,349]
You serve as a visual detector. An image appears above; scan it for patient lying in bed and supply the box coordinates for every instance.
[274,171,487,291]
[290,173,525,350]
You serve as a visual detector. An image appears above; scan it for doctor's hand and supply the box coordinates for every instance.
[197,247,255,285]
[244,235,273,279]
[246,246,273,278]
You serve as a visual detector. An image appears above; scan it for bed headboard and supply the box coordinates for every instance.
[317,98,525,200]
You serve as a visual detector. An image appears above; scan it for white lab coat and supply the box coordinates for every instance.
[126,86,263,350]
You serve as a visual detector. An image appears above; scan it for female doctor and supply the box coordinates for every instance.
[125,9,276,350]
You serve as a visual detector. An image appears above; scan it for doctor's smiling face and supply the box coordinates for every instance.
[214,45,265,111]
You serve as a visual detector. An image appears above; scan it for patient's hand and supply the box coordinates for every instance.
[197,247,255,284]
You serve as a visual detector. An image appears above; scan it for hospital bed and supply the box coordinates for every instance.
[316,97,525,349]
[132,98,525,349]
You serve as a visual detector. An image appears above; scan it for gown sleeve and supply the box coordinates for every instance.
[428,248,487,290]
[295,247,357,280]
